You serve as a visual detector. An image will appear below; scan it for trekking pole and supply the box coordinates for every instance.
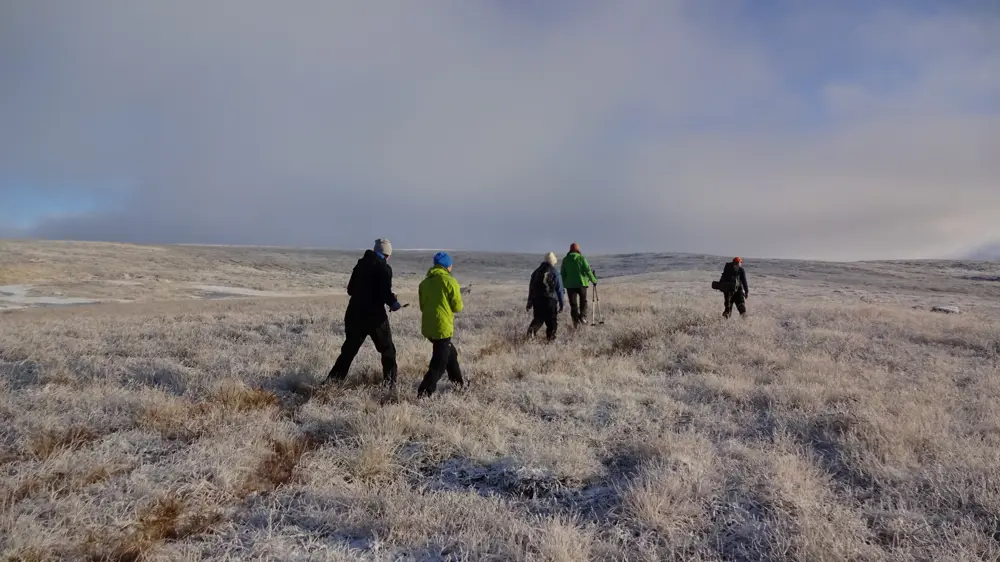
[593,279,605,325]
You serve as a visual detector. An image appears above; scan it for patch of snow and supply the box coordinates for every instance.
[0,285,98,307]
[0,285,25,297]
[106,280,143,286]
[188,284,310,299]
[931,305,961,314]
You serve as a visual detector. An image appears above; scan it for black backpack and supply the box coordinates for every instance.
[712,263,739,292]
[532,264,557,299]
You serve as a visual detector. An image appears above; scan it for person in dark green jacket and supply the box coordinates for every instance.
[560,242,597,327]
[417,252,466,398]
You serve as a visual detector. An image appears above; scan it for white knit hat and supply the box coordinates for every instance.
[374,238,392,256]
[545,252,557,265]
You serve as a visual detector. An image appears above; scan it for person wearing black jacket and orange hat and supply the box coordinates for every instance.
[719,257,749,318]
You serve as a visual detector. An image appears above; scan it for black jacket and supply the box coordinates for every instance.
[344,250,397,326]
[720,262,749,294]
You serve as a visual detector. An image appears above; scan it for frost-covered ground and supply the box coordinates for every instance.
[1,240,999,560]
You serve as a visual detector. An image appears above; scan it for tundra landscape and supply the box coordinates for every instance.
[1,240,1000,561]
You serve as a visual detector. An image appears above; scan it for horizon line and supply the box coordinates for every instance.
[1,237,995,264]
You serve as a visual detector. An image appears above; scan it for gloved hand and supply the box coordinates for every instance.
[390,301,402,312]
[525,301,532,311]
[744,291,749,298]
[558,303,564,313]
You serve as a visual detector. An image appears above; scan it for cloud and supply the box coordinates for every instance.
[969,241,1000,261]
[1,0,998,259]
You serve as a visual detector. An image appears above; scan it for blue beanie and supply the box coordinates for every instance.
[433,251,452,268]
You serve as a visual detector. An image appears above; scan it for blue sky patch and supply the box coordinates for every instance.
[0,184,128,228]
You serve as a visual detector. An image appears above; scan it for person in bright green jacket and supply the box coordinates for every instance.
[561,242,598,327]
[417,252,465,398]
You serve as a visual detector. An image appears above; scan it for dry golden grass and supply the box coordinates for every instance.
[75,492,223,562]
[1,240,999,560]
[27,427,101,460]
[241,433,320,496]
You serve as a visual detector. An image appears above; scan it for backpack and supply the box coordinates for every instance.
[532,264,557,299]
[715,263,740,292]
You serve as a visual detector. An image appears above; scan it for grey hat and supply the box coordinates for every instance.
[374,238,392,256]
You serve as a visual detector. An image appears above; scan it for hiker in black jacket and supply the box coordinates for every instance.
[720,257,749,318]
[526,252,565,341]
[325,238,403,388]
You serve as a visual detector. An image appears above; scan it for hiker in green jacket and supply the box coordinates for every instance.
[561,242,598,327]
[416,252,466,398]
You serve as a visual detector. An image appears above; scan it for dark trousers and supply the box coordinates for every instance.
[723,291,747,318]
[327,318,397,384]
[528,298,559,340]
[567,287,589,325]
[417,338,463,397]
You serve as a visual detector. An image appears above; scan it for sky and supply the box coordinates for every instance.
[1,0,998,260]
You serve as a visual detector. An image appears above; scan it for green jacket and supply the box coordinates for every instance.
[560,251,597,289]
[418,265,464,340]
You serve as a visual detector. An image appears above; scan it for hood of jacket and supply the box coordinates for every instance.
[425,264,450,278]
[361,249,386,265]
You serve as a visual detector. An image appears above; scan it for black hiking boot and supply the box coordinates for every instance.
[324,368,345,385]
